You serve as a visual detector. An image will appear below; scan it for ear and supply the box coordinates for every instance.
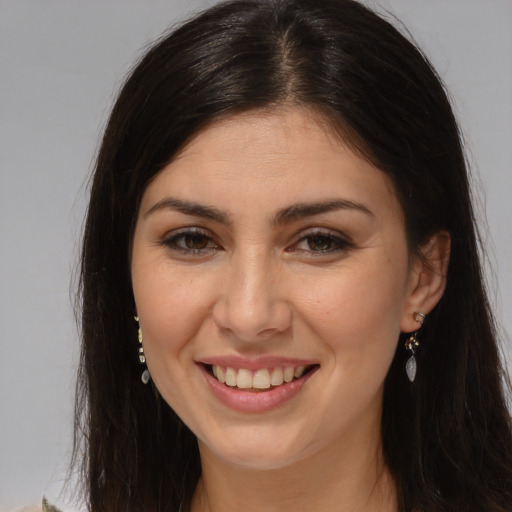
[400,231,451,333]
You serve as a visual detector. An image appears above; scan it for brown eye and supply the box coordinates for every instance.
[288,229,353,257]
[183,233,209,250]
[162,229,219,255]
[306,235,334,252]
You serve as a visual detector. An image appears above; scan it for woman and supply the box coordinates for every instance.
[73,0,512,510]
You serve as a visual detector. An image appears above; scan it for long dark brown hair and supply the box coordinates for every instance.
[75,1,512,510]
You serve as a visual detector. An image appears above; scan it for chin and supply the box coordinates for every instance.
[217,448,299,471]
[198,429,314,471]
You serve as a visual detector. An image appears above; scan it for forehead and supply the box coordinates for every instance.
[176,108,351,165]
[140,108,401,221]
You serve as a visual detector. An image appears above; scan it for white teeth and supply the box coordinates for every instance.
[236,369,253,389]
[283,366,294,383]
[270,367,284,386]
[210,364,310,389]
[225,367,237,387]
[216,366,225,384]
[253,369,271,389]
[294,366,306,378]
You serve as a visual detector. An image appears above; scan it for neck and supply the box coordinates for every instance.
[191,417,397,512]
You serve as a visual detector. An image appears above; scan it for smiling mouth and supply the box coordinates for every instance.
[205,364,318,391]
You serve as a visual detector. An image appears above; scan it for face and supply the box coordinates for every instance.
[131,109,417,470]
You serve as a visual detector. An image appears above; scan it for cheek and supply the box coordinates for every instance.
[132,267,217,417]
[299,253,409,356]
[132,263,214,361]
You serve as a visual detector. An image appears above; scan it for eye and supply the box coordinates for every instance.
[161,228,220,255]
[305,234,337,252]
[289,230,353,256]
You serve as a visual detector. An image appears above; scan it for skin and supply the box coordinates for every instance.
[131,108,449,512]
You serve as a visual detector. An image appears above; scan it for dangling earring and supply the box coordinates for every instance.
[134,315,150,384]
[404,312,425,382]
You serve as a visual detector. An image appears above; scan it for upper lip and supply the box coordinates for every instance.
[197,355,319,370]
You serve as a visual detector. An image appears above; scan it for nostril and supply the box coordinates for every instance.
[212,285,292,342]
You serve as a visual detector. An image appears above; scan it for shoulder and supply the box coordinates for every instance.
[15,498,62,512]
[42,497,63,512]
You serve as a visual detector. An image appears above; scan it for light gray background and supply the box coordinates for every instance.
[0,1,510,510]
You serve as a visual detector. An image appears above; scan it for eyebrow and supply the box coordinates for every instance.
[273,199,374,225]
[145,196,373,225]
[145,197,231,224]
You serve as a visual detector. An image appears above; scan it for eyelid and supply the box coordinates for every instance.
[161,226,211,240]
[296,226,353,241]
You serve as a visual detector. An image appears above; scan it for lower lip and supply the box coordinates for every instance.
[199,365,318,413]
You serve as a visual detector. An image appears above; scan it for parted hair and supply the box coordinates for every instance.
[75,1,512,511]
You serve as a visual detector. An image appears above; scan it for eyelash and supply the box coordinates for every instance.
[287,229,353,256]
[161,228,220,255]
[160,228,353,257]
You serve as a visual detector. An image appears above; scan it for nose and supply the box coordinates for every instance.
[212,249,292,342]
